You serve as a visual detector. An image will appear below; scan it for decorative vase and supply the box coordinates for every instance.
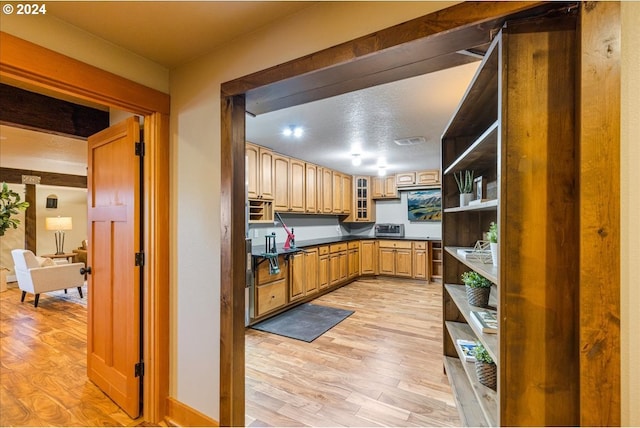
[466,285,490,308]
[459,192,473,207]
[475,361,497,390]
[490,242,498,267]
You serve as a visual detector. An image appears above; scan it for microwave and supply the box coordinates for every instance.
[374,223,405,238]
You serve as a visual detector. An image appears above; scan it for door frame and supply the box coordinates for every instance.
[0,31,170,424]
[220,2,620,426]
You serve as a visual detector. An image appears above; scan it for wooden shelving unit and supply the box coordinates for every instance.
[441,14,580,427]
[248,199,273,223]
[430,241,443,282]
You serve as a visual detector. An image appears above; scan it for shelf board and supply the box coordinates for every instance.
[445,284,498,363]
[445,322,498,427]
[444,121,498,175]
[445,246,498,284]
[443,356,491,427]
[444,199,498,213]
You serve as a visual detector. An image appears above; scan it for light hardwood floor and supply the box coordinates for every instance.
[245,277,461,427]
[0,285,147,427]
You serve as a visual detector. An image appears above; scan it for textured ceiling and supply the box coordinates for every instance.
[246,61,480,176]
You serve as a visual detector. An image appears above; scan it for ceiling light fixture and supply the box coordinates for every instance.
[283,125,304,138]
[351,154,362,166]
[377,166,387,177]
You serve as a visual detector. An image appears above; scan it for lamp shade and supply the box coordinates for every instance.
[45,216,73,231]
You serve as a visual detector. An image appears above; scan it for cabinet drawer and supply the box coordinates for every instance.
[256,279,287,316]
[330,243,348,253]
[318,245,329,256]
[414,241,427,250]
[255,255,286,285]
[347,241,360,250]
[378,240,412,249]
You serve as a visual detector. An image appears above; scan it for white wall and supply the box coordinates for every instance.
[36,185,88,256]
[0,184,27,277]
[621,2,639,425]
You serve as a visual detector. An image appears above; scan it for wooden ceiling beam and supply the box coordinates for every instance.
[0,167,87,188]
[0,83,109,138]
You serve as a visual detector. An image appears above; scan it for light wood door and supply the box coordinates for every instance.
[87,117,141,418]
[395,249,413,277]
[417,170,440,186]
[360,240,377,274]
[246,143,259,199]
[396,172,416,186]
[322,168,333,213]
[289,252,305,301]
[289,159,305,212]
[305,163,317,213]
[348,247,359,279]
[342,174,352,214]
[413,248,428,280]
[332,172,342,214]
[372,175,398,199]
[259,147,274,200]
[273,154,289,211]
[329,253,341,286]
[303,248,319,296]
[318,252,329,289]
[378,247,396,275]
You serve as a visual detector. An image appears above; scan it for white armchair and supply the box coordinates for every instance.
[11,249,85,307]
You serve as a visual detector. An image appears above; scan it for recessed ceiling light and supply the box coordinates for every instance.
[351,154,362,166]
[377,166,387,177]
[283,125,304,138]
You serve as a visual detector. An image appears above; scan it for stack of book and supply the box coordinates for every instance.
[470,310,498,334]
[456,339,478,362]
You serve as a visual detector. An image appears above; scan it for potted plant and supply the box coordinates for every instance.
[472,342,496,390]
[461,270,492,307]
[488,221,498,267]
[1,182,29,237]
[453,170,474,207]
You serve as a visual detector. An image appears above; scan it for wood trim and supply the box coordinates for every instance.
[0,167,87,188]
[0,32,170,115]
[219,95,246,426]
[578,2,621,425]
[142,112,171,422]
[165,397,219,427]
[0,32,170,424]
[24,183,36,252]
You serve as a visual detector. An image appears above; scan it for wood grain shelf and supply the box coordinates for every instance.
[444,122,498,175]
[445,285,498,363]
[443,356,490,427]
[444,199,498,213]
[444,246,498,284]
[446,321,498,426]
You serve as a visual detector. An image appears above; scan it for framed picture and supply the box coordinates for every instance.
[407,189,441,221]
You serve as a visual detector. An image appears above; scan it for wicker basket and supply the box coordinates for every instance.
[475,361,497,390]
[466,285,490,307]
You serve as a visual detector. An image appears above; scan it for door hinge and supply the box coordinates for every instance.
[135,252,145,266]
[135,361,144,377]
[135,141,145,157]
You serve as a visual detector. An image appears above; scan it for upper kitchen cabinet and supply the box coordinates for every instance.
[246,142,274,200]
[372,175,398,199]
[332,171,343,214]
[416,170,440,186]
[344,176,375,223]
[289,158,306,213]
[321,168,333,213]
[273,154,289,212]
[395,172,416,187]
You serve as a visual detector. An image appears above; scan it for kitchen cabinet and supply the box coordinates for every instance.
[372,175,398,199]
[322,168,333,213]
[341,174,352,215]
[289,158,305,212]
[378,240,412,277]
[246,142,274,200]
[430,241,442,282]
[329,243,348,286]
[305,163,318,213]
[360,240,377,274]
[347,241,360,279]
[345,176,375,223]
[255,254,287,317]
[395,172,416,187]
[289,252,305,302]
[417,169,440,186]
[318,245,329,289]
[413,241,428,280]
[304,248,319,296]
[273,154,289,212]
[332,172,343,214]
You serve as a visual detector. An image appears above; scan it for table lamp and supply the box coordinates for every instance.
[45,216,73,255]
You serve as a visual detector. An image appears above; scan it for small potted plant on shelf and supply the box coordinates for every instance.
[472,342,496,390]
[461,270,492,307]
[488,221,498,267]
[453,170,474,207]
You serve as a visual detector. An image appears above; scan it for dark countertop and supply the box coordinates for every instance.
[251,235,440,256]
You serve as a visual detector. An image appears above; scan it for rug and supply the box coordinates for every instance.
[46,284,88,306]
[251,303,354,342]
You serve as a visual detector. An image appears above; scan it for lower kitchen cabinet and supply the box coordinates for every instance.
[360,240,377,275]
[347,241,360,279]
[255,254,287,317]
[304,248,319,296]
[413,241,428,280]
[318,246,330,289]
[329,243,348,286]
[289,252,305,302]
[378,240,413,278]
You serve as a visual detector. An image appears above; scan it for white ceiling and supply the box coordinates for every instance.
[1,2,480,177]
